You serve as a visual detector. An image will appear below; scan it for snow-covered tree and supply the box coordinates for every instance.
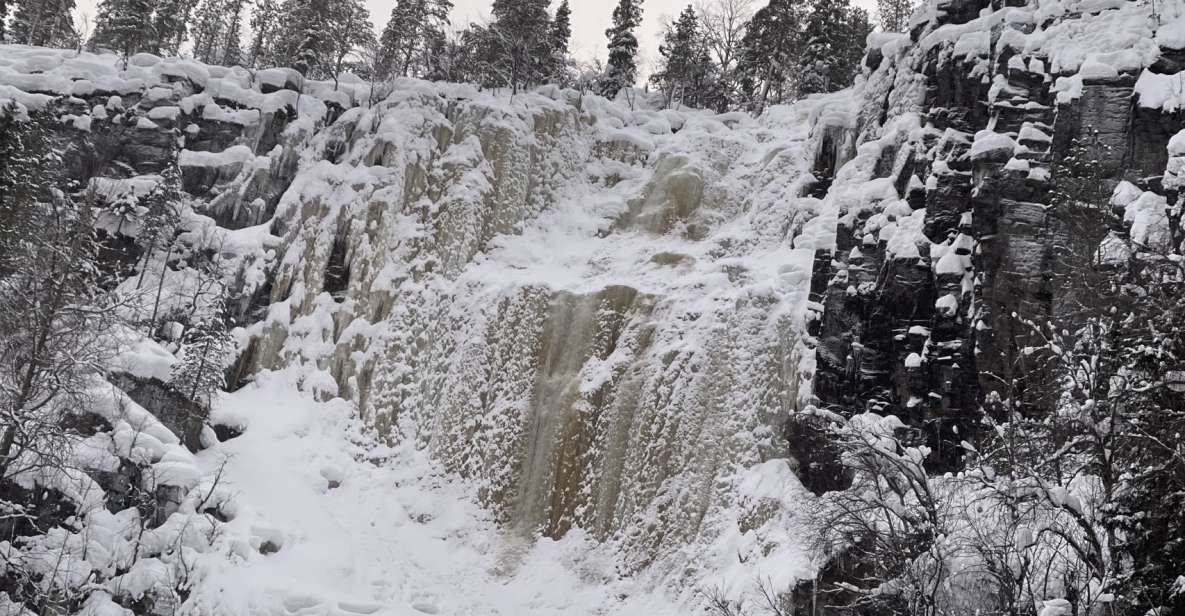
[326,0,374,88]
[486,0,552,93]
[8,0,77,47]
[0,112,119,482]
[152,0,193,55]
[271,0,372,79]
[798,0,869,96]
[92,0,156,58]
[375,0,452,80]
[0,103,51,272]
[171,301,234,406]
[547,0,572,84]
[601,0,643,99]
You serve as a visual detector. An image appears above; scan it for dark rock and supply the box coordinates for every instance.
[109,373,208,452]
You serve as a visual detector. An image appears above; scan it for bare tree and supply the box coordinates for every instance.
[695,0,754,108]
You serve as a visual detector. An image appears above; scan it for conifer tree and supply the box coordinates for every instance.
[376,0,452,80]
[650,5,717,109]
[487,0,552,94]
[92,0,156,58]
[248,0,280,66]
[153,0,193,55]
[0,0,9,42]
[221,0,246,66]
[736,0,806,110]
[601,0,643,99]
[9,0,77,47]
[190,0,248,65]
[273,0,372,79]
[136,156,183,291]
[878,0,914,32]
[326,0,374,87]
[548,0,572,85]
[0,103,54,273]
[798,0,868,96]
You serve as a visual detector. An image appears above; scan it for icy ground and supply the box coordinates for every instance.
[191,371,687,616]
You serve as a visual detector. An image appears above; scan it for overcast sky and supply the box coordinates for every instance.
[76,0,877,75]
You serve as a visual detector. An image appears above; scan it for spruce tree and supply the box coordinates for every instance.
[92,0,156,58]
[548,0,572,85]
[9,0,77,47]
[601,0,643,99]
[0,0,9,42]
[488,0,552,93]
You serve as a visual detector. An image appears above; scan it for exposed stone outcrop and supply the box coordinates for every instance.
[806,0,1185,479]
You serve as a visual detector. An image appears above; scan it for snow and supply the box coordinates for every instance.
[188,372,696,615]
[969,130,1017,161]
[936,293,960,317]
[1134,69,1185,111]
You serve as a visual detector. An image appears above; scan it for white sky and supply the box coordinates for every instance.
[75,0,877,75]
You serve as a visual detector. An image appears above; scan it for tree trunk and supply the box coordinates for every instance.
[149,242,175,334]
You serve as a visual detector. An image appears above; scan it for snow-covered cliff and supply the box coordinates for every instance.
[3,0,1185,612]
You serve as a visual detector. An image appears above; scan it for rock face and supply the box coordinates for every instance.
[805,0,1185,478]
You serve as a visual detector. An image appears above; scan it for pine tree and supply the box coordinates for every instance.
[92,0,156,58]
[376,0,452,80]
[191,0,247,65]
[548,0,572,85]
[170,302,234,406]
[601,0,643,99]
[10,0,78,47]
[326,0,374,87]
[877,0,914,32]
[272,0,372,79]
[221,0,246,66]
[248,0,280,66]
[487,0,552,93]
[737,0,806,110]
[153,0,193,55]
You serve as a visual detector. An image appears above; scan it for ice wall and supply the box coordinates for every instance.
[239,84,836,575]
